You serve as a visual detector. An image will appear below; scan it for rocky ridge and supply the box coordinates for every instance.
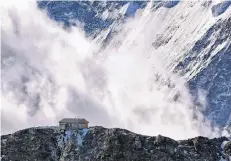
[1,126,231,161]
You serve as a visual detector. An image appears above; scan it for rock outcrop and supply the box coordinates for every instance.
[1,126,231,161]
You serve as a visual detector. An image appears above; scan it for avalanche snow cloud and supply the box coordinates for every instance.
[1,1,230,139]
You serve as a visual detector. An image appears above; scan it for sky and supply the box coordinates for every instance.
[1,0,226,139]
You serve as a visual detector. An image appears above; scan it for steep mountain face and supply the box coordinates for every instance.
[1,127,231,161]
[1,0,231,137]
[181,16,231,126]
[37,1,231,128]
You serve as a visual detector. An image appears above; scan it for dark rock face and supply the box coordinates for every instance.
[37,1,147,36]
[224,141,231,156]
[175,17,231,127]
[211,1,231,17]
[1,127,230,161]
[1,127,61,161]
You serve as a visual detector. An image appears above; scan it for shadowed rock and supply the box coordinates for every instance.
[1,126,230,161]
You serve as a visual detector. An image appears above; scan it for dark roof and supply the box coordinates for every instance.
[59,118,89,124]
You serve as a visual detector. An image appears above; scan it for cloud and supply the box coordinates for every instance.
[1,1,217,139]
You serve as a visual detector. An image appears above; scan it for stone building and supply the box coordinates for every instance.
[59,118,89,130]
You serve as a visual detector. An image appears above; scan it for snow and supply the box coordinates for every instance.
[101,10,109,20]
[0,155,5,159]
[220,140,231,161]
[82,128,89,137]
[221,140,229,150]
[1,139,7,144]
[57,130,74,147]
[57,135,64,148]
[64,130,72,143]
[33,126,59,130]
[183,150,188,154]
[76,128,89,146]
[220,156,227,161]
[56,128,90,147]
[76,134,83,146]
[119,3,130,16]
[101,9,119,20]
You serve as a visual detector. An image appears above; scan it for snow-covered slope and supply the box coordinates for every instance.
[38,1,231,129]
[1,1,231,138]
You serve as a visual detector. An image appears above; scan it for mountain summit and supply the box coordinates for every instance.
[1,126,231,161]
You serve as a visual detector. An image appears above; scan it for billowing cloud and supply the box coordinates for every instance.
[1,1,219,139]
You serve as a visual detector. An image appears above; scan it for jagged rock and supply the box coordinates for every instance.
[1,126,230,161]
[224,141,231,156]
